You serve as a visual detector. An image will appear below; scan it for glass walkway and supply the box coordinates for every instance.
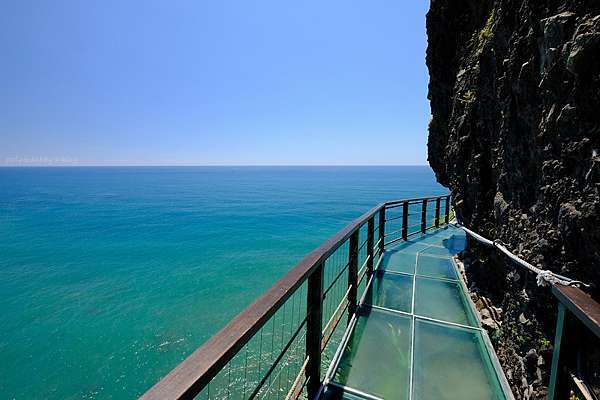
[322,225,513,400]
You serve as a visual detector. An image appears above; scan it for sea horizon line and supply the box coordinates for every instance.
[0,164,431,168]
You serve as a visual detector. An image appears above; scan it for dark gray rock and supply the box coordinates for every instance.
[426,0,600,398]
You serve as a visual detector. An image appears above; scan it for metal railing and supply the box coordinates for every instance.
[140,194,452,400]
[548,285,600,400]
[383,195,452,246]
[459,222,600,400]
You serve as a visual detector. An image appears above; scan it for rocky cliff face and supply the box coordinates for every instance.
[426,0,600,398]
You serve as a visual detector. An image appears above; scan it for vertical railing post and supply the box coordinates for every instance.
[366,217,374,277]
[421,199,427,233]
[402,201,408,240]
[435,197,441,228]
[348,230,359,320]
[548,303,566,400]
[444,195,450,224]
[306,262,324,399]
[378,206,385,255]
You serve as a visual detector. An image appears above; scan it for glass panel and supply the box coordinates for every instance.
[431,227,463,241]
[333,308,412,400]
[322,386,372,400]
[428,226,455,237]
[381,251,416,274]
[414,277,478,327]
[386,241,430,254]
[421,245,458,257]
[410,231,466,251]
[416,255,457,280]
[413,319,506,400]
[410,233,450,246]
[368,272,413,313]
[444,235,467,251]
[449,227,467,237]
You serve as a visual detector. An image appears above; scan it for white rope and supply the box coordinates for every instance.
[453,222,589,288]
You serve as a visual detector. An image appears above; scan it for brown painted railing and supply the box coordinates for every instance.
[548,285,600,400]
[140,194,452,400]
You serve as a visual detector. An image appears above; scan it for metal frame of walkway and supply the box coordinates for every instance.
[321,225,513,400]
[140,194,600,400]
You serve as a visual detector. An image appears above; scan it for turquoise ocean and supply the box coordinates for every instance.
[0,166,445,399]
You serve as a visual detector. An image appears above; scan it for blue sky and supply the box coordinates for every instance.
[1,1,431,166]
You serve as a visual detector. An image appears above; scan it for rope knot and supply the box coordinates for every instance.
[536,270,555,287]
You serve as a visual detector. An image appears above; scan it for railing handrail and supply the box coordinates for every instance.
[548,284,600,399]
[552,284,600,338]
[140,203,388,399]
[384,194,448,207]
[140,194,451,400]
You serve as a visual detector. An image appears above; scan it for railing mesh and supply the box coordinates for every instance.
[193,231,372,400]
[384,198,452,245]
[194,283,309,400]
[145,195,452,400]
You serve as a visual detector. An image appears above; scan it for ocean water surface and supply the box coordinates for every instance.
[0,166,445,399]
